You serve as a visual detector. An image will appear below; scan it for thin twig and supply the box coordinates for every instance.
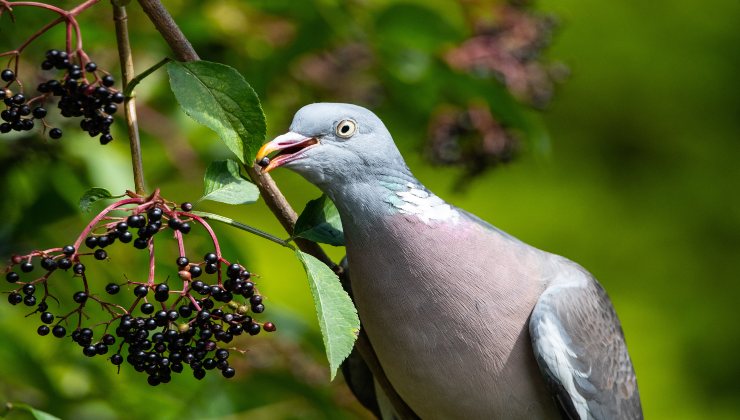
[192,211,295,249]
[112,3,146,195]
[123,56,171,97]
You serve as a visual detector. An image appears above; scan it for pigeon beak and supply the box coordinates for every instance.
[255,132,320,172]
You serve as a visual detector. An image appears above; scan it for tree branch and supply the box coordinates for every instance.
[135,1,413,418]
[136,0,197,61]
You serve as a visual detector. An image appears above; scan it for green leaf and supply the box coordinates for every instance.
[294,195,345,246]
[79,188,113,212]
[167,60,266,163]
[296,251,360,380]
[5,402,61,420]
[200,160,259,205]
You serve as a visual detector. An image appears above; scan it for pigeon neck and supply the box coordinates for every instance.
[325,170,460,230]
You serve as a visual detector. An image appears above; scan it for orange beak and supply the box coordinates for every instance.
[255,132,319,172]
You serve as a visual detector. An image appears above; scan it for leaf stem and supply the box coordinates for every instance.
[191,211,295,250]
[123,57,171,98]
[112,2,146,195]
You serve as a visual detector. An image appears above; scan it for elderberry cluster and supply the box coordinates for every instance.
[36,49,123,144]
[3,197,276,385]
[0,49,123,143]
[1,70,48,135]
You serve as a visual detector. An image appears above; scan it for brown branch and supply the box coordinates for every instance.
[113,2,146,195]
[134,1,412,418]
[137,0,197,61]
[245,164,337,270]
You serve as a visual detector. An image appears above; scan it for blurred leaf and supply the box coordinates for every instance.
[375,3,463,53]
[167,60,266,163]
[374,3,464,83]
[200,160,259,205]
[294,195,344,246]
[78,188,113,213]
[295,251,359,381]
[4,402,60,420]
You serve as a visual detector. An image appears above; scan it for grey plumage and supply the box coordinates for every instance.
[257,103,642,419]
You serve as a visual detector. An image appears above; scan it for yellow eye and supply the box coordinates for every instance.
[336,120,357,138]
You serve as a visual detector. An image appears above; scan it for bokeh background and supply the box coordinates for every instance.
[1,0,739,418]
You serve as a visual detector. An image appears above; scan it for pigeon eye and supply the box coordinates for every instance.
[336,120,357,139]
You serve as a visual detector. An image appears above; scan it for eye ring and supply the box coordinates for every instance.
[335,120,357,139]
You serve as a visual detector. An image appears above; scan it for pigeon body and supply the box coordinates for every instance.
[257,103,642,419]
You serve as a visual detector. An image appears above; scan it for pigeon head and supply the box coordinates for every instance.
[256,103,409,188]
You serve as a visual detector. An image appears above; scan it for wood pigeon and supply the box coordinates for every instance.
[256,103,642,419]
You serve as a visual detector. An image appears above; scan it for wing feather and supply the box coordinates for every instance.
[529,260,643,420]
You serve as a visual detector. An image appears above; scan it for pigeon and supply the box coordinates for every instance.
[256,103,642,419]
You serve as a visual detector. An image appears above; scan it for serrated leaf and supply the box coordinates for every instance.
[294,194,345,246]
[201,160,259,205]
[296,251,360,380]
[6,402,61,420]
[167,60,266,163]
[79,188,113,212]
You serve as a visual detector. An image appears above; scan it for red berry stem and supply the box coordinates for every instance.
[181,212,224,285]
[72,196,146,253]
[0,0,101,55]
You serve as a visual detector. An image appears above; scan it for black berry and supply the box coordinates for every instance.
[134,285,148,298]
[32,107,47,119]
[20,262,34,273]
[1,69,15,82]
[179,223,191,234]
[8,292,22,305]
[147,207,163,221]
[22,284,35,295]
[40,258,57,271]
[40,312,54,324]
[49,128,63,139]
[58,258,72,270]
[105,283,120,294]
[248,323,261,335]
[119,231,133,243]
[52,325,66,338]
[257,157,270,168]
[73,291,88,303]
[5,272,19,283]
[85,236,99,249]
[227,263,241,279]
[73,263,85,274]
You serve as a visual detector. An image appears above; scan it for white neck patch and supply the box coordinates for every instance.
[387,182,460,225]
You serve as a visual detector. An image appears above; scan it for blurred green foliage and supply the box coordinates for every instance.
[0,0,738,419]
